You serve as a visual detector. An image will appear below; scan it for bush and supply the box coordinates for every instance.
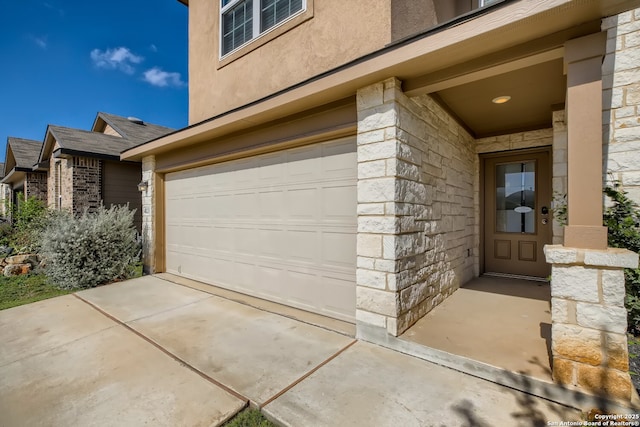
[604,184,640,334]
[553,184,640,334]
[39,205,141,290]
[0,221,13,247]
[8,195,49,253]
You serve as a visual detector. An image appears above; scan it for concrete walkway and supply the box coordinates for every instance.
[0,275,583,426]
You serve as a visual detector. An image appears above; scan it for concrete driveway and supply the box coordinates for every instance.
[0,275,583,426]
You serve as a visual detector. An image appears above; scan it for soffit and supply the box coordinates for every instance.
[436,59,567,137]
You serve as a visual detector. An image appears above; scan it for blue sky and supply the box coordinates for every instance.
[0,0,189,162]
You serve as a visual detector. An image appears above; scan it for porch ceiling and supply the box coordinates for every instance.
[435,58,567,137]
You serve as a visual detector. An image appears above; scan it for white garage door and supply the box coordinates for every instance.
[164,137,357,322]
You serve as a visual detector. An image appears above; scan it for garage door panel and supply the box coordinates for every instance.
[287,230,319,264]
[258,229,285,259]
[322,276,357,319]
[165,137,356,322]
[287,188,318,220]
[214,194,233,218]
[322,141,357,178]
[258,191,284,218]
[288,146,320,180]
[322,231,356,269]
[323,185,357,221]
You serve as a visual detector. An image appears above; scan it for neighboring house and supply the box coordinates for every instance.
[1,137,47,208]
[122,0,640,401]
[35,112,174,231]
[0,163,11,218]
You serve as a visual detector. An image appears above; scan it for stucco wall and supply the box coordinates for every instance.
[188,0,392,124]
[356,78,476,336]
[602,8,640,203]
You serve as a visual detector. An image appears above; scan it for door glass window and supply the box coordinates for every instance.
[495,161,535,233]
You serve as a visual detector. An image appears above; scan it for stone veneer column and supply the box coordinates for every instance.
[141,155,156,275]
[356,77,476,337]
[545,246,638,400]
[356,78,403,336]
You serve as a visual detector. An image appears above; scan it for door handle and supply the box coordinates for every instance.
[541,206,549,215]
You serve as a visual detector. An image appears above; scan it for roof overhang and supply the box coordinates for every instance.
[123,0,640,161]
[32,161,50,172]
[52,148,128,163]
[0,168,26,186]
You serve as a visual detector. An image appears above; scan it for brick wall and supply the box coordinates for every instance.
[356,78,476,336]
[25,172,48,202]
[71,156,102,215]
[603,8,640,202]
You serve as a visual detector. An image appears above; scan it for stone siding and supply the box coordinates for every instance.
[603,8,640,202]
[545,245,638,401]
[25,172,47,202]
[141,155,156,274]
[71,157,102,215]
[0,183,10,217]
[356,78,476,336]
[475,128,553,154]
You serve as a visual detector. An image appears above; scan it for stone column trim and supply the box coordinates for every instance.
[544,244,639,268]
[544,244,638,401]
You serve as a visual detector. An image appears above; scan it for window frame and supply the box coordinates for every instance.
[219,0,307,59]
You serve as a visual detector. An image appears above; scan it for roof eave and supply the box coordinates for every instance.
[122,0,640,161]
[0,168,24,186]
[55,147,127,162]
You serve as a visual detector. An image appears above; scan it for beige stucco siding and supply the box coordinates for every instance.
[188,0,392,124]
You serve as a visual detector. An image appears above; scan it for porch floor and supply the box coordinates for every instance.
[400,275,553,382]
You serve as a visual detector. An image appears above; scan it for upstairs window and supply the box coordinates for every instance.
[221,0,304,57]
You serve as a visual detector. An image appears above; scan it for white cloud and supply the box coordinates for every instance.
[143,67,185,87]
[90,47,143,74]
[43,2,64,16]
[149,44,158,52]
[31,35,48,49]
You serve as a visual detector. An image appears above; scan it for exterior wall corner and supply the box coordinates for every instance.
[141,155,156,275]
[356,78,476,338]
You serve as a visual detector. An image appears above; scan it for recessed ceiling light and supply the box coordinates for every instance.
[492,96,511,104]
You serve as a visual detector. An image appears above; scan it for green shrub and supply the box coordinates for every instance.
[551,184,640,334]
[603,184,640,334]
[0,221,13,247]
[8,194,49,253]
[39,205,141,290]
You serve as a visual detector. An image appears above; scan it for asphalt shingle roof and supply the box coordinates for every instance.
[7,138,42,169]
[97,113,174,145]
[48,126,140,158]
